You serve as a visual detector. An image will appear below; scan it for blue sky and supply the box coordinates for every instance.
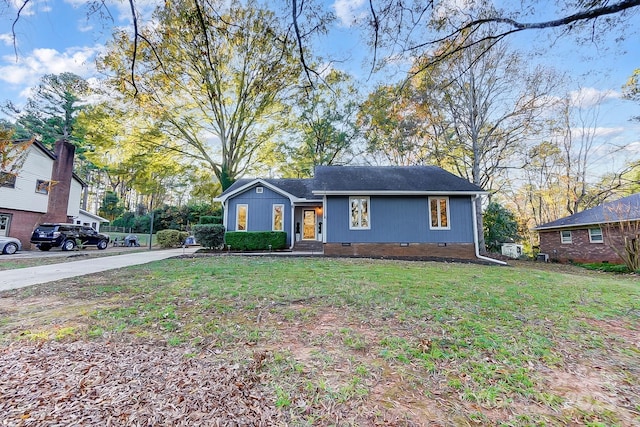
[1,0,639,175]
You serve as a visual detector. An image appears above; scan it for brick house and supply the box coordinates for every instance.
[0,139,86,249]
[534,193,640,264]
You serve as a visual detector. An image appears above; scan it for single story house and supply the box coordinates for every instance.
[1,139,86,249]
[74,209,109,232]
[534,193,640,264]
[215,165,502,263]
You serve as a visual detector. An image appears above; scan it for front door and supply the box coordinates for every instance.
[0,214,10,237]
[303,210,316,240]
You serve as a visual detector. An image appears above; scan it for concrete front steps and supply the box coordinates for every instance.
[293,240,323,253]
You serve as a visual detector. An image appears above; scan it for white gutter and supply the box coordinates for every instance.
[533,218,640,231]
[216,179,311,204]
[313,190,486,196]
[471,195,507,266]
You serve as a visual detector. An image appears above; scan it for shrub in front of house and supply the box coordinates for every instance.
[192,224,225,249]
[575,262,631,274]
[224,231,287,251]
[199,215,223,225]
[156,229,189,248]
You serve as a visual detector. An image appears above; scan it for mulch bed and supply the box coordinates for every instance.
[0,340,278,426]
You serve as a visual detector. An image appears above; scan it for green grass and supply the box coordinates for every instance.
[1,256,639,425]
[108,231,157,247]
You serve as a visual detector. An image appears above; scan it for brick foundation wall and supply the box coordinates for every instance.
[0,209,47,250]
[324,242,477,260]
[538,228,623,264]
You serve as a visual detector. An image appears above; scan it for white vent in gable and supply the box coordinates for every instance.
[256,187,263,193]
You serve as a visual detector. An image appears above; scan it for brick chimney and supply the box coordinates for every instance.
[44,139,75,223]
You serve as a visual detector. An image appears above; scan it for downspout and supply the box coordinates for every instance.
[322,195,327,244]
[472,194,507,265]
[222,201,228,229]
[290,202,295,250]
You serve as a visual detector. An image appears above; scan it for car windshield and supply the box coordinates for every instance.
[35,225,57,232]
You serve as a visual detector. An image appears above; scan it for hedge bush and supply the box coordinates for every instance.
[156,229,189,248]
[192,224,225,249]
[199,215,223,225]
[224,231,287,251]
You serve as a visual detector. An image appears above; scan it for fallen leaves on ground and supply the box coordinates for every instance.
[0,340,279,426]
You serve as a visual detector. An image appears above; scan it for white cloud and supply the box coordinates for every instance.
[7,0,54,15]
[333,0,367,27]
[0,45,102,94]
[0,34,15,47]
[0,63,31,85]
[433,0,482,22]
[569,87,619,108]
[592,127,626,137]
[571,126,626,139]
[63,0,92,6]
[78,22,94,33]
[62,0,160,31]
[99,0,162,23]
[10,0,35,16]
[623,141,640,153]
[571,126,626,138]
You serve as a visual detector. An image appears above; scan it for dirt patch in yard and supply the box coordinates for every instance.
[583,317,640,346]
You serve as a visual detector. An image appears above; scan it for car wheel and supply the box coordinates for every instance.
[2,242,18,255]
[62,240,76,251]
[97,239,108,250]
[38,244,51,251]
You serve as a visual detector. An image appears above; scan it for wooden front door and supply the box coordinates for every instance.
[303,210,316,240]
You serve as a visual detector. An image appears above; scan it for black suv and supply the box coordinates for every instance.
[30,223,110,251]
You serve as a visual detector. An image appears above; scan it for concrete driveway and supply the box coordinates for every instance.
[0,247,199,292]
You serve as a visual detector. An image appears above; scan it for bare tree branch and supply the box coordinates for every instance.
[461,0,640,32]
[10,0,31,61]
[127,0,139,96]
[292,0,313,87]
[367,0,379,80]
[403,0,640,78]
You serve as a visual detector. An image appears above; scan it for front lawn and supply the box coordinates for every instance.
[0,256,638,426]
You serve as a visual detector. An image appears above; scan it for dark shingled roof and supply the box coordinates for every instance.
[217,166,483,201]
[535,193,640,230]
[312,165,484,193]
[219,178,320,200]
[264,178,320,200]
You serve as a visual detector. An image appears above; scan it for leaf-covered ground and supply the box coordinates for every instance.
[0,256,638,426]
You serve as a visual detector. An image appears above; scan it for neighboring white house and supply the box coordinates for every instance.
[74,209,109,232]
[0,139,87,249]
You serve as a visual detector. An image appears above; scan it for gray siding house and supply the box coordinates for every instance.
[215,166,494,261]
